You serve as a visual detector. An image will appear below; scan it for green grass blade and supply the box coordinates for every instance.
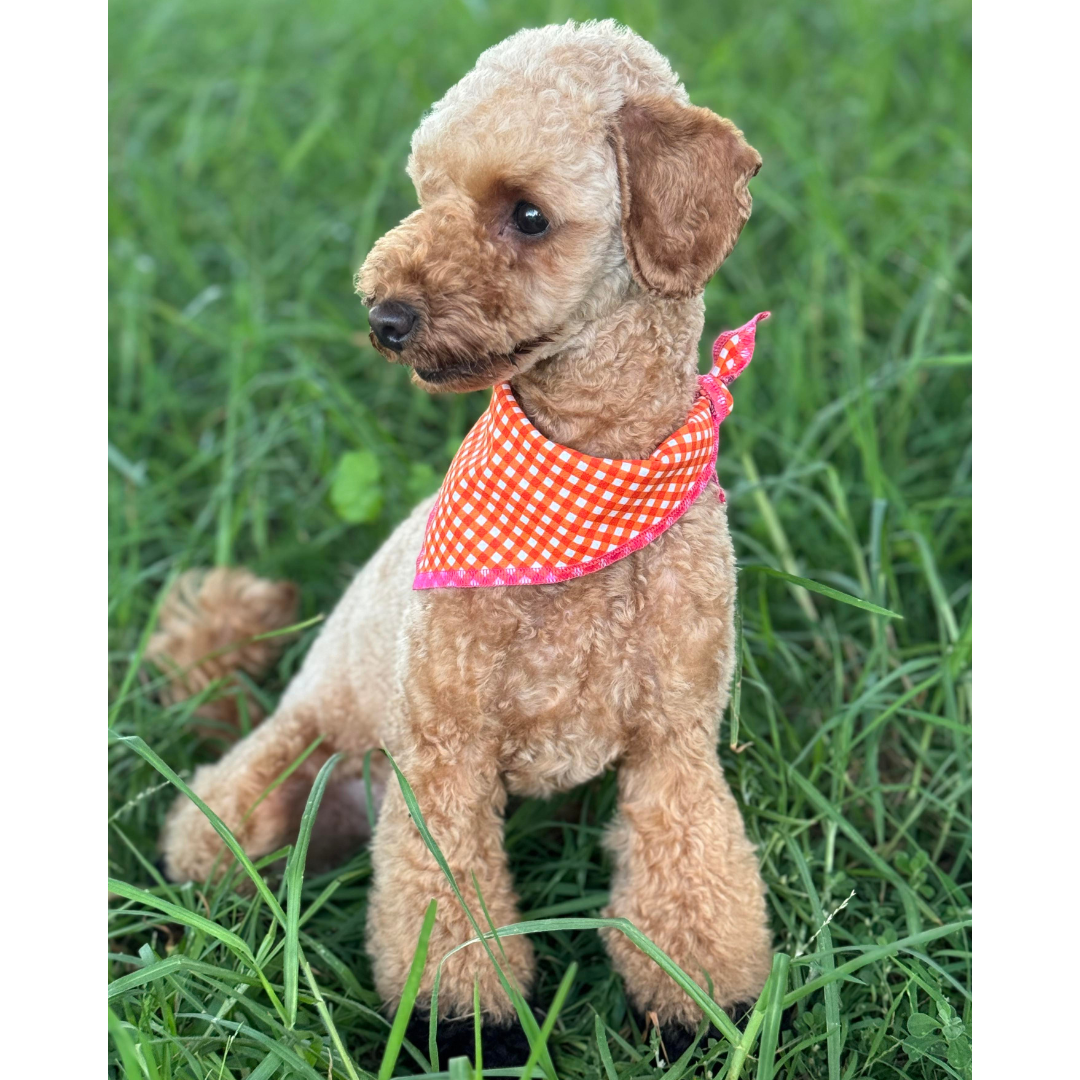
[755,953,791,1080]
[741,564,902,618]
[429,963,442,1070]
[660,1020,710,1079]
[244,734,326,824]
[300,933,372,1002]
[284,752,343,1026]
[108,877,287,1021]
[298,866,367,928]
[786,767,931,932]
[109,819,180,903]
[448,1059,474,1080]
[109,955,190,999]
[727,976,772,1080]
[741,451,820,624]
[474,979,484,1077]
[245,1054,281,1080]
[108,729,286,926]
[782,921,970,1008]
[179,1015,326,1080]
[473,870,512,969]
[300,950,369,1080]
[379,898,438,1079]
[108,1006,145,1080]
[109,877,255,961]
[908,529,960,642]
[593,1015,620,1080]
[787,839,842,1080]
[109,954,261,999]
[520,961,576,1080]
[133,1026,162,1080]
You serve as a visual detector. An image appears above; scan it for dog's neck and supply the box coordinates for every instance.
[511,292,706,459]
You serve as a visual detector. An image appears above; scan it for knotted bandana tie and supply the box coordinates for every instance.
[413,312,769,589]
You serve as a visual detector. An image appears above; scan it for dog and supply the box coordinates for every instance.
[159,19,772,1061]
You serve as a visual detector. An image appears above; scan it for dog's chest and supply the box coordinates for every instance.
[424,491,737,797]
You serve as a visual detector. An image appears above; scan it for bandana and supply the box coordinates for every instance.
[413,312,769,589]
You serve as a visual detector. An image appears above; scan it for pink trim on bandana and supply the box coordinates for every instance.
[413,312,769,590]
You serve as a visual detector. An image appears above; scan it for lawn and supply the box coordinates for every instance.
[107,0,972,1076]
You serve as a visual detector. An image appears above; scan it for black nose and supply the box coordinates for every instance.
[369,300,418,352]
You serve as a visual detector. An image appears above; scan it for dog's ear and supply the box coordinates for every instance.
[611,95,761,299]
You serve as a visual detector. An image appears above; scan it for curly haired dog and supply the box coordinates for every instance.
[159,20,772,1060]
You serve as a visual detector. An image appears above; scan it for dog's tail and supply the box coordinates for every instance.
[145,567,300,734]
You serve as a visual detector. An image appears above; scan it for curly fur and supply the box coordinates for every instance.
[146,568,299,732]
[159,19,772,1033]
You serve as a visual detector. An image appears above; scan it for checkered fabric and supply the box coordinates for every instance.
[414,312,769,589]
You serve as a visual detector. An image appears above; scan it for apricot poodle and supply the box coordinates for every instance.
[158,19,772,1061]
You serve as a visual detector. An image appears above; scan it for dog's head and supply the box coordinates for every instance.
[357,21,761,393]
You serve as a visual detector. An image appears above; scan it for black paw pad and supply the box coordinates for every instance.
[659,1020,730,1059]
[404,1012,532,1067]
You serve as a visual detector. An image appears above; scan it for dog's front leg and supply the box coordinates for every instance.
[602,734,772,1049]
[367,705,534,1048]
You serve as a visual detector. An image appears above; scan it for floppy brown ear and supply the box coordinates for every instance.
[612,95,762,299]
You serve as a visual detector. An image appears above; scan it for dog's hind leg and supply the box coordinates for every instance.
[158,645,385,884]
[158,497,434,883]
[156,582,395,884]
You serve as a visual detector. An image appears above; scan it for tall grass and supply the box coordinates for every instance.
[108,0,971,1076]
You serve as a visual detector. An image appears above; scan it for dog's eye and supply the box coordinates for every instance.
[512,202,549,235]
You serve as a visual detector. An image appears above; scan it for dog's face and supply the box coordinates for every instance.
[357,25,761,394]
[359,114,623,393]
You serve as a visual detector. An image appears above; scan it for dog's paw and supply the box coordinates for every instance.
[404,1012,532,1067]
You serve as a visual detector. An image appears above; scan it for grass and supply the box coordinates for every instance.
[107,0,972,1076]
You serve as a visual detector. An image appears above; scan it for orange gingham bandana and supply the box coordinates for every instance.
[414,312,769,589]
